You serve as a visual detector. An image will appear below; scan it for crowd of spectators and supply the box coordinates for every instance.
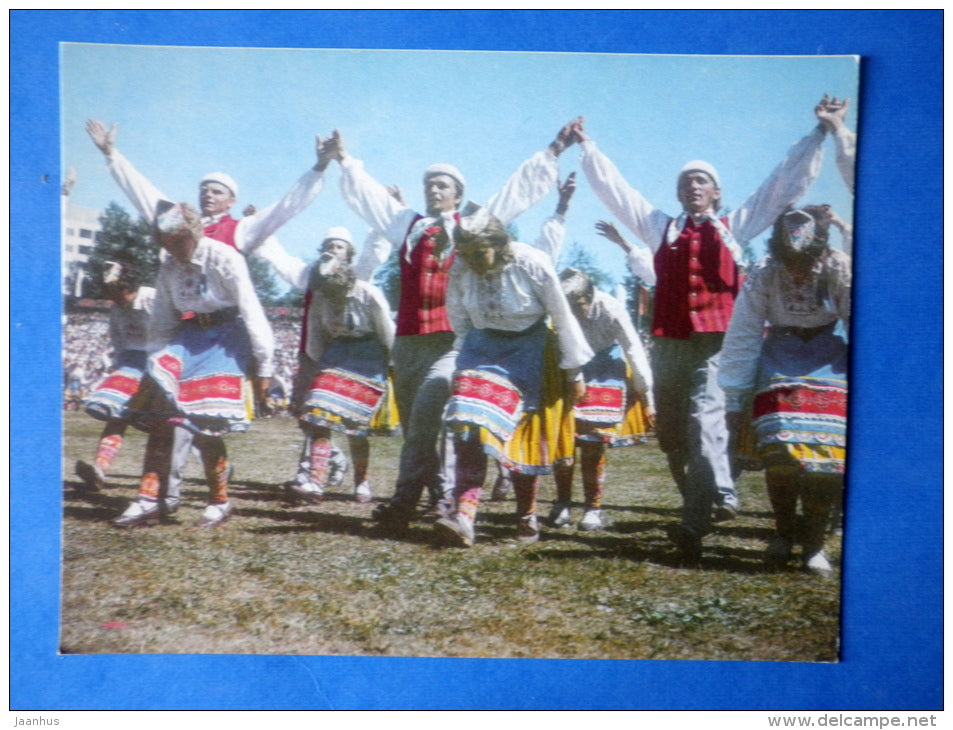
[62,304,303,414]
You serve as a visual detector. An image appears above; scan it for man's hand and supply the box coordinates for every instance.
[254,376,273,417]
[567,376,587,406]
[242,204,257,217]
[86,119,117,156]
[595,220,634,253]
[814,94,849,133]
[549,116,584,157]
[555,172,576,216]
[62,167,77,196]
[643,404,656,431]
[316,129,344,171]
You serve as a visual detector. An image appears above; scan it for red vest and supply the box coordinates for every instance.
[395,215,458,337]
[203,215,240,251]
[651,216,740,339]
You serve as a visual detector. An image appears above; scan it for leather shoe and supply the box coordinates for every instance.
[196,501,233,527]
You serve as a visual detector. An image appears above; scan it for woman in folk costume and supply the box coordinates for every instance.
[75,260,156,492]
[549,268,656,531]
[719,206,851,575]
[256,228,396,504]
[113,201,275,528]
[434,210,593,547]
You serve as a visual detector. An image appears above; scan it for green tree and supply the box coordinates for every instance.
[84,201,159,299]
[557,240,613,292]
[246,254,284,307]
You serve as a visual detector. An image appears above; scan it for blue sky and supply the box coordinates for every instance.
[61,44,858,289]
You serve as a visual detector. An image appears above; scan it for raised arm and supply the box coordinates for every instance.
[576,120,672,251]
[595,219,656,286]
[338,131,419,245]
[232,134,329,255]
[483,117,582,225]
[815,95,856,193]
[87,119,169,223]
[533,172,575,262]
[726,104,827,243]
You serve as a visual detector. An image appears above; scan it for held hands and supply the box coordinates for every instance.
[386,184,405,206]
[814,94,849,133]
[85,119,117,156]
[254,376,273,418]
[549,116,585,157]
[315,129,344,171]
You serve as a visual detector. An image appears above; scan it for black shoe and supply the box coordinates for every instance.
[666,524,702,564]
[75,460,105,492]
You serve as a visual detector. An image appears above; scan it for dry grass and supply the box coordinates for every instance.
[61,412,842,660]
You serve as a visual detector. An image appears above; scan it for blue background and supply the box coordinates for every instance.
[11,10,943,710]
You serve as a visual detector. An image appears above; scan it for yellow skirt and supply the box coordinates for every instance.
[462,333,576,475]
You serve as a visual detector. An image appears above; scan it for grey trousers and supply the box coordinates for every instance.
[388,332,457,509]
[652,333,737,537]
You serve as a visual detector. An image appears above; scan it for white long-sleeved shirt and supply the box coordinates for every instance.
[718,248,852,411]
[446,241,594,371]
[104,149,325,256]
[303,280,395,367]
[338,149,560,256]
[578,126,827,272]
[109,286,155,360]
[249,237,394,366]
[149,238,275,377]
[831,125,856,194]
[575,289,654,406]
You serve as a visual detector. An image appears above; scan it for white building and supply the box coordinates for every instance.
[62,197,103,297]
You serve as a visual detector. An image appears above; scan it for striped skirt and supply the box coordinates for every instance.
[445,322,575,475]
[752,325,848,475]
[128,318,254,438]
[83,349,147,422]
[574,344,649,447]
[300,337,395,437]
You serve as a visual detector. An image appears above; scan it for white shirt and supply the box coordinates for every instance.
[149,237,275,377]
[576,289,654,405]
[446,241,594,371]
[248,237,394,365]
[718,248,852,411]
[109,286,155,359]
[304,279,395,367]
[105,149,325,256]
[338,149,560,256]
[578,127,827,277]
[831,125,856,194]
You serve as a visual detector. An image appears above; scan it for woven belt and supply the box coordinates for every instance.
[774,321,836,341]
[182,307,239,329]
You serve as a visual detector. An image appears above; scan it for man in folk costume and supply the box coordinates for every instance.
[572,102,828,562]
[114,201,274,528]
[318,119,581,534]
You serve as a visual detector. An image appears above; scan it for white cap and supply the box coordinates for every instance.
[424,163,466,191]
[200,172,239,199]
[678,160,720,188]
[321,226,353,245]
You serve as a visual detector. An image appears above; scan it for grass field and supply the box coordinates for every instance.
[61,411,842,660]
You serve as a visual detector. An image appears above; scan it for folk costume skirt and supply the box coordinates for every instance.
[444,320,575,475]
[83,349,147,422]
[574,344,649,448]
[752,323,848,475]
[300,336,396,437]
[128,317,255,438]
